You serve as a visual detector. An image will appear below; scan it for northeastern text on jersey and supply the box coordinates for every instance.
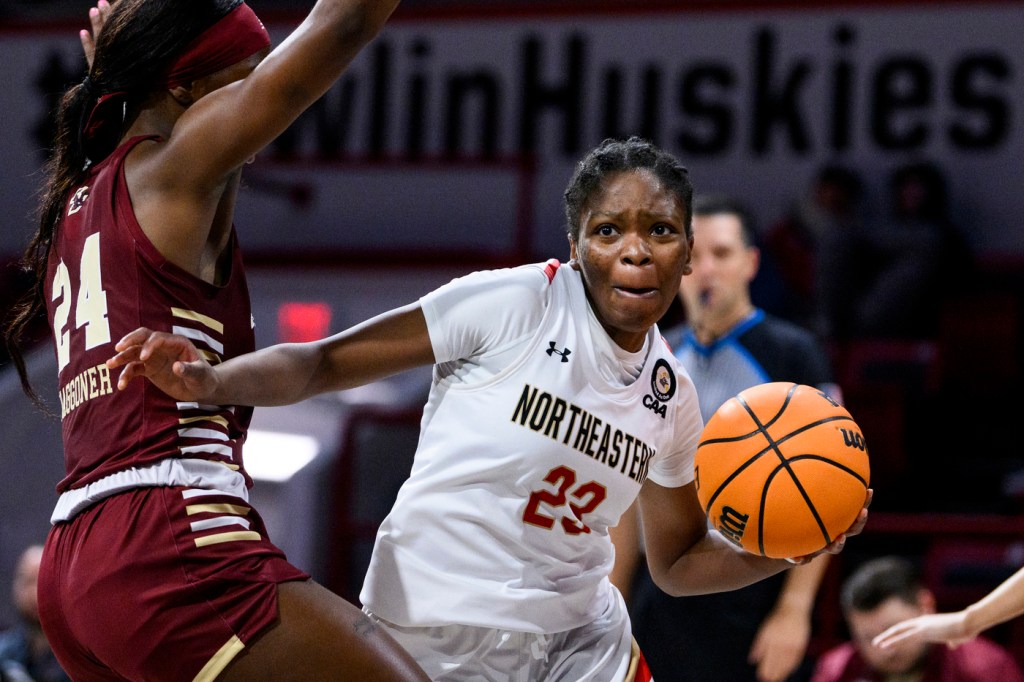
[512,383,655,484]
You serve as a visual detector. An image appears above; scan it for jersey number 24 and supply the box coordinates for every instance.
[52,232,110,372]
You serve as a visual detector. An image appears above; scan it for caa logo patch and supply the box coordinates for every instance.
[650,359,676,402]
[642,394,666,418]
[643,358,677,419]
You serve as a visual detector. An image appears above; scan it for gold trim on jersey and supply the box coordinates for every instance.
[197,349,222,364]
[172,307,224,334]
[178,415,229,428]
[194,530,262,548]
[193,635,244,682]
[186,503,251,516]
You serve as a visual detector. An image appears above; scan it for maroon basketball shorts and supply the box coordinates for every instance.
[38,486,308,682]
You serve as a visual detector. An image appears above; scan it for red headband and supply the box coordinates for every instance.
[81,3,270,161]
[161,3,271,88]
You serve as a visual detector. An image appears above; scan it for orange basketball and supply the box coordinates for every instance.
[694,382,870,559]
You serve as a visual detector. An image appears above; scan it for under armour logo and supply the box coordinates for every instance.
[546,341,571,362]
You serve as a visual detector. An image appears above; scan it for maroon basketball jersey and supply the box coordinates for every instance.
[44,136,256,492]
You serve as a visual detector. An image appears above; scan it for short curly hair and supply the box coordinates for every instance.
[563,137,693,241]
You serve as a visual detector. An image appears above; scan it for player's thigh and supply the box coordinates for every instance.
[547,590,634,682]
[367,612,531,680]
[218,580,429,681]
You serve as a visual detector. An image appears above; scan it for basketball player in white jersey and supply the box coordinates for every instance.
[108,137,870,681]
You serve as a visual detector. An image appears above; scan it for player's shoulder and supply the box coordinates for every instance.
[468,260,560,285]
[423,261,561,335]
[655,333,687,371]
[501,260,565,305]
[434,261,557,296]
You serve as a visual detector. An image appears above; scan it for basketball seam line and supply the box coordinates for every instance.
[739,393,833,556]
[785,454,870,487]
[700,415,857,517]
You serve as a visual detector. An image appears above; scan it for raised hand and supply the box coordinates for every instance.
[106,327,219,401]
[80,0,113,70]
[873,611,974,651]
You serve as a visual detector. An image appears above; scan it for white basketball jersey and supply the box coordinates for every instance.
[360,261,702,633]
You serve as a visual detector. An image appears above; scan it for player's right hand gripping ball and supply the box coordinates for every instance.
[695,382,870,559]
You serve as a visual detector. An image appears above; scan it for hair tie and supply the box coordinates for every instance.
[81,75,98,98]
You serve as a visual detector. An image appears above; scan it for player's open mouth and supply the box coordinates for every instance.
[615,286,658,297]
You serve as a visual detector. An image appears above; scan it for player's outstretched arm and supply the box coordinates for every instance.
[107,328,219,401]
[873,564,1024,650]
[168,0,402,186]
[640,482,869,597]
[108,303,435,406]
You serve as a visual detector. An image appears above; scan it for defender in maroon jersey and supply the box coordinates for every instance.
[3,1,426,680]
[47,135,257,493]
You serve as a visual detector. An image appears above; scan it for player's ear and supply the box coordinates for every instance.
[168,85,194,107]
[681,234,694,276]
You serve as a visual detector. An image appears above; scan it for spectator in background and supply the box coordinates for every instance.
[873,562,1024,660]
[0,545,69,682]
[845,162,965,339]
[764,165,864,338]
[611,195,842,682]
[812,556,1024,682]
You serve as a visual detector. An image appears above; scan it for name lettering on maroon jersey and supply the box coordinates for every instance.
[58,361,114,418]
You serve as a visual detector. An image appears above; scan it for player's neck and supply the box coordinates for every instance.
[124,93,183,142]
